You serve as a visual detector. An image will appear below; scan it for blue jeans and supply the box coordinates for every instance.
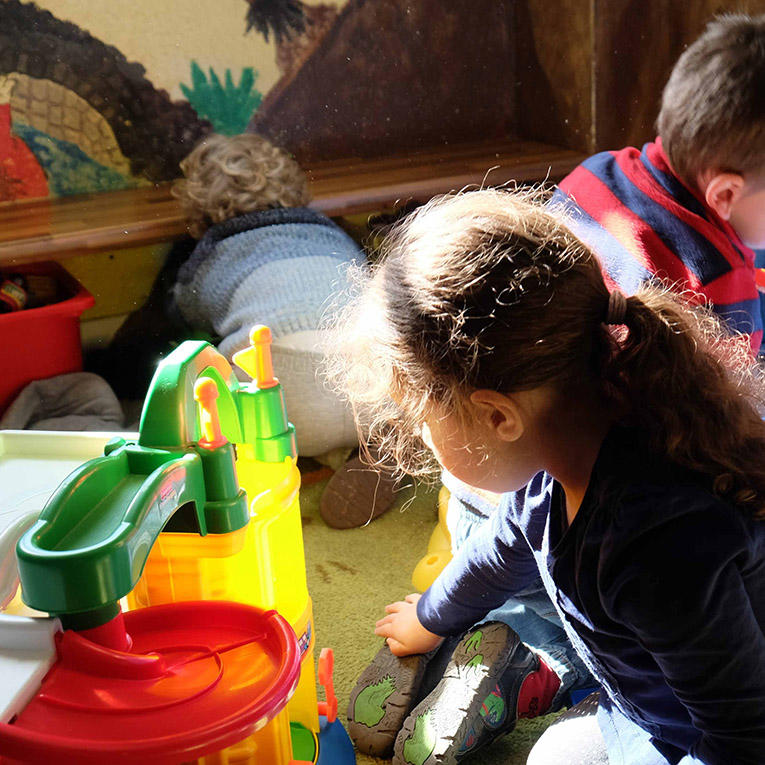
[596,693,681,764]
[447,488,595,703]
[528,691,677,765]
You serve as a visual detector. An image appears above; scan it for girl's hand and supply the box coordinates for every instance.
[375,593,444,656]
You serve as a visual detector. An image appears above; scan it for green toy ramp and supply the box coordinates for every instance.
[16,444,206,622]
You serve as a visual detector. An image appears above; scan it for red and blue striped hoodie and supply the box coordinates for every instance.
[553,138,762,353]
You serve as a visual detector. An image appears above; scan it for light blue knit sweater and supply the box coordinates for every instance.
[173,208,366,455]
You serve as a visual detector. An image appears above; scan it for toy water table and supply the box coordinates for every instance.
[0,392,301,763]
[0,326,354,764]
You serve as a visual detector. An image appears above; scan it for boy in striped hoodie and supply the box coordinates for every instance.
[555,13,765,355]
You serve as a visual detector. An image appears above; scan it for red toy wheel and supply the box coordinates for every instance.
[0,601,300,764]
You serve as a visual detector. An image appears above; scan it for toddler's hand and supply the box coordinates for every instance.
[375,593,444,657]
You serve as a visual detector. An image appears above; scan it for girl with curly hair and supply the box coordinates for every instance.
[333,189,765,764]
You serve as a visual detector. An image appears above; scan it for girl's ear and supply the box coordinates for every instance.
[701,171,745,221]
[469,389,524,442]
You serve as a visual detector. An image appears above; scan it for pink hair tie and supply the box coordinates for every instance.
[605,291,628,325]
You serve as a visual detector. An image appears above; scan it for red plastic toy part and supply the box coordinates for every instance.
[316,647,338,723]
[0,262,94,415]
[0,601,300,764]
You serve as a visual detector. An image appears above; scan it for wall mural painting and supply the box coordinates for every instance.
[181,64,263,137]
[0,0,341,203]
[1,0,513,203]
[249,0,518,164]
[0,73,49,201]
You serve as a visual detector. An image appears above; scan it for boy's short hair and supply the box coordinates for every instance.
[657,13,765,188]
[174,133,311,238]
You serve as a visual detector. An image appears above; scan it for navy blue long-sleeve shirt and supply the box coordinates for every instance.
[417,427,765,764]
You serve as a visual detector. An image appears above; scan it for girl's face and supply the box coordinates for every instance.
[420,403,545,494]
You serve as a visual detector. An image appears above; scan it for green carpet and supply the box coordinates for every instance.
[300,477,558,765]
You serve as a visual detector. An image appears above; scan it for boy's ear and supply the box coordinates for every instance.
[702,171,745,221]
[469,389,524,442]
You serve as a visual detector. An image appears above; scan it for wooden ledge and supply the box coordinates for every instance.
[0,139,585,266]
[308,139,585,216]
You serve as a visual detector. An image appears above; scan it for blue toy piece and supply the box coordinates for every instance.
[318,716,357,764]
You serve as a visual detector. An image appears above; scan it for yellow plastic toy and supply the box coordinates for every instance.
[124,325,351,765]
[411,486,453,592]
[0,326,355,763]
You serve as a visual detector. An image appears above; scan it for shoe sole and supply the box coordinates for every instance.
[320,455,401,529]
[392,622,522,765]
[347,642,432,757]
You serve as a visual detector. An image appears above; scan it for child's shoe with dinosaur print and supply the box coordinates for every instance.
[347,642,434,757]
[392,622,561,765]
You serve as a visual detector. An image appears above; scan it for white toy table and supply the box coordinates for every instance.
[0,429,135,725]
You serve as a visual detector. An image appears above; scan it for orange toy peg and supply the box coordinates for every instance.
[316,647,338,723]
[232,325,279,389]
[194,378,227,449]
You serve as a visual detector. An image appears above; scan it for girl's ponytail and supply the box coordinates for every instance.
[603,286,765,518]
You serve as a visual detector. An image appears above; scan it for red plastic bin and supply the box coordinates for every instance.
[0,262,94,415]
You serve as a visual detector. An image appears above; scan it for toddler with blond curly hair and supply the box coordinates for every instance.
[172,132,364,458]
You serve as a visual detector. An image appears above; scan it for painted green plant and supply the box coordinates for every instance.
[181,62,263,135]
